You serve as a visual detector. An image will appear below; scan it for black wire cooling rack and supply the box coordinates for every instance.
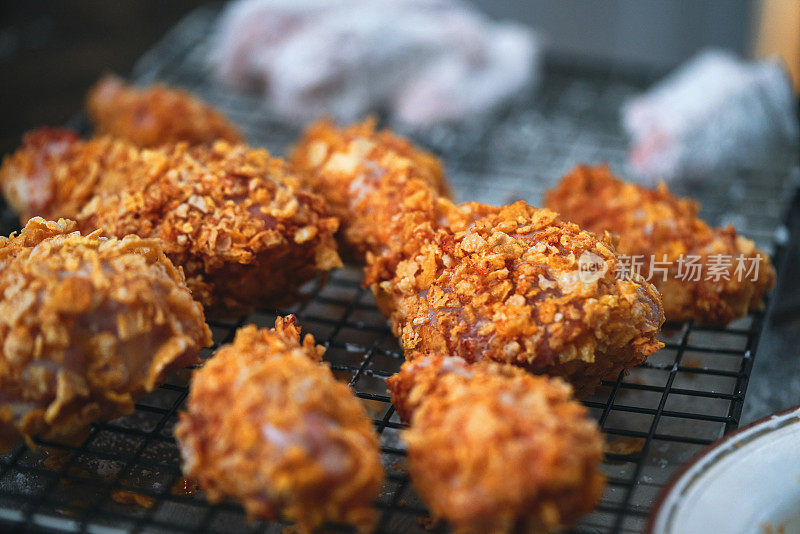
[0,5,798,534]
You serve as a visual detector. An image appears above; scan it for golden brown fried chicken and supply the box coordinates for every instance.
[386,354,605,533]
[545,166,776,326]
[0,218,211,451]
[0,129,138,223]
[0,130,342,312]
[291,122,662,393]
[175,317,383,533]
[87,74,243,147]
[292,123,619,528]
[77,140,342,312]
[375,201,664,397]
[290,118,450,262]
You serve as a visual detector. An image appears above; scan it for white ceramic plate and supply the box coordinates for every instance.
[648,405,800,534]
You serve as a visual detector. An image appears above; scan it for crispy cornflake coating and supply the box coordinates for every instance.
[290,118,450,262]
[0,218,211,451]
[0,129,139,223]
[545,166,776,325]
[77,141,342,311]
[375,200,664,397]
[87,74,243,147]
[291,122,662,392]
[386,354,606,533]
[0,130,342,312]
[175,317,384,533]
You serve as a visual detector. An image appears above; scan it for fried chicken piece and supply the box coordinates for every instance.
[77,140,342,312]
[0,129,139,223]
[291,122,662,393]
[545,166,776,325]
[0,130,342,312]
[386,354,605,533]
[87,74,243,147]
[175,317,383,533]
[0,218,211,451]
[374,200,664,397]
[290,118,451,262]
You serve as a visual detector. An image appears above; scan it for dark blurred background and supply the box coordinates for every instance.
[1,0,795,155]
[0,1,199,154]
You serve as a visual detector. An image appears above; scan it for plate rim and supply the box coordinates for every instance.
[645,403,800,533]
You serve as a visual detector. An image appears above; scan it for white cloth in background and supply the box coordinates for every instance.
[211,0,539,126]
[623,50,798,183]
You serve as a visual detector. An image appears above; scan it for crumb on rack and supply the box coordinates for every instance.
[111,490,155,508]
[605,437,646,457]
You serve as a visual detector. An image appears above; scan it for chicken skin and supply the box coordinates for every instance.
[387,354,606,533]
[0,218,211,451]
[175,317,384,533]
[290,118,450,262]
[87,74,243,147]
[0,130,342,312]
[374,201,664,397]
[545,166,775,326]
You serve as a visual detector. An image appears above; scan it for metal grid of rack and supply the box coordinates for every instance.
[0,5,797,533]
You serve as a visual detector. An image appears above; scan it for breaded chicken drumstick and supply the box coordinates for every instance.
[292,122,664,395]
[87,74,243,147]
[374,200,665,397]
[545,166,775,326]
[175,317,384,533]
[0,130,342,312]
[0,129,135,223]
[0,218,211,451]
[290,118,450,263]
[387,354,605,533]
[293,122,620,530]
